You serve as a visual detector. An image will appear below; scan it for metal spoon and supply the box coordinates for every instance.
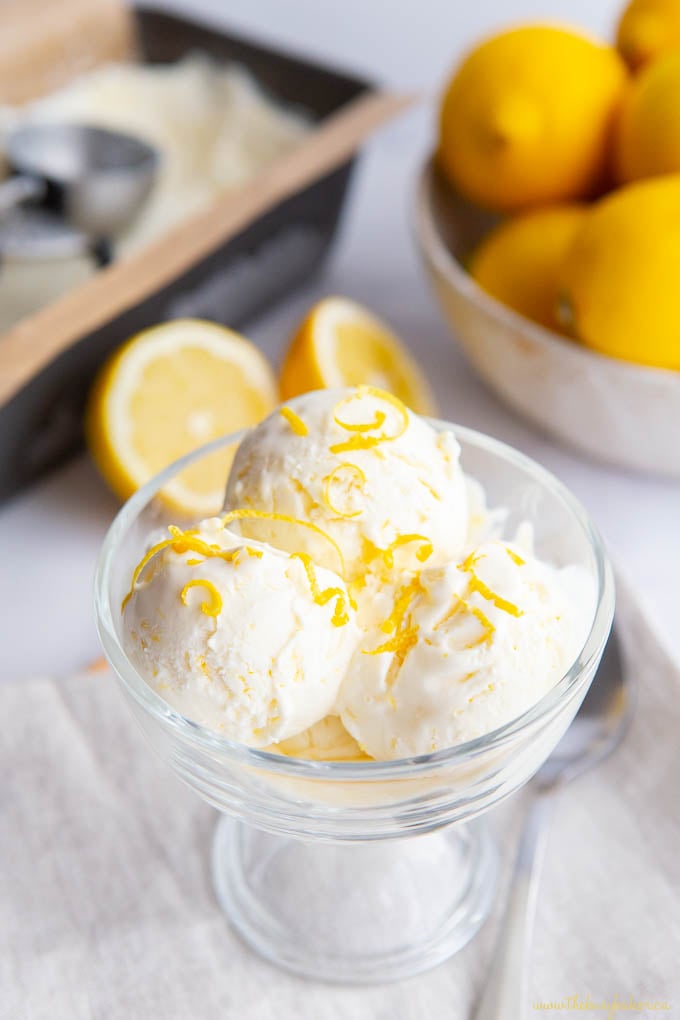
[0,123,158,238]
[474,629,632,1020]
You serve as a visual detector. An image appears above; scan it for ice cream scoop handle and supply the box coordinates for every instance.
[0,175,44,215]
[473,794,554,1020]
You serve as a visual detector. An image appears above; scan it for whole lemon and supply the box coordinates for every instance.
[617,0,680,70]
[437,25,627,211]
[615,50,680,182]
[469,205,588,333]
[557,175,680,369]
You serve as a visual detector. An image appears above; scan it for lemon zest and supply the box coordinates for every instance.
[458,550,523,617]
[506,546,525,566]
[122,524,263,612]
[180,579,223,618]
[334,409,386,433]
[460,670,479,684]
[433,593,466,631]
[381,533,433,569]
[433,592,495,648]
[379,575,424,635]
[330,386,408,454]
[122,537,177,611]
[290,552,351,627]
[280,406,308,436]
[368,624,419,658]
[322,463,366,519]
[467,574,523,617]
[465,606,496,648]
[419,478,442,501]
[220,508,345,576]
[460,549,483,573]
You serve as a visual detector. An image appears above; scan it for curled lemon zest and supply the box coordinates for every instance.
[122,524,263,612]
[506,547,525,566]
[381,533,433,570]
[290,552,351,627]
[330,386,408,454]
[180,579,223,618]
[280,406,308,436]
[334,409,386,433]
[322,463,366,519]
[122,537,177,611]
[220,508,345,576]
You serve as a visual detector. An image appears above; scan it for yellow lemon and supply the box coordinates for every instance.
[556,175,680,368]
[615,50,680,181]
[86,319,278,514]
[617,0,680,70]
[279,296,437,415]
[437,25,627,211]
[469,205,588,332]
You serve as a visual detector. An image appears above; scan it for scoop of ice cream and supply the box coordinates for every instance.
[224,387,468,582]
[123,518,358,746]
[338,538,594,760]
[268,715,368,761]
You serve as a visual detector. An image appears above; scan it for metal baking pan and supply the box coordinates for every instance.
[0,6,371,504]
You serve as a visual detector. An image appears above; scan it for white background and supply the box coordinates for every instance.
[2,0,679,680]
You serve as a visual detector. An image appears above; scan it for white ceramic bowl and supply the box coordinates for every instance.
[414,158,680,478]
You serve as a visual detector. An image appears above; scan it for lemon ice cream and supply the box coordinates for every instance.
[338,538,594,759]
[121,385,594,760]
[122,517,357,746]
[269,715,367,762]
[224,387,468,582]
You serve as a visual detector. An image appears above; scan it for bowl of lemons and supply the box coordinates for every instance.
[415,0,680,477]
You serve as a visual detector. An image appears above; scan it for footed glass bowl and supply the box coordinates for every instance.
[94,422,614,984]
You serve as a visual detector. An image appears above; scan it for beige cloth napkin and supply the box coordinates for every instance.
[1,578,678,1019]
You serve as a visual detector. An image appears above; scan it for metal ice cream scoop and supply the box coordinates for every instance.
[0,123,158,238]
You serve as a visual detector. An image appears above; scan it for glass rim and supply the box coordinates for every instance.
[94,419,615,782]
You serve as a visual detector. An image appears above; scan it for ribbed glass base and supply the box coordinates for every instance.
[212,815,498,984]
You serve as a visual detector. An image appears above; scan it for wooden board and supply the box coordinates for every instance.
[0,0,135,105]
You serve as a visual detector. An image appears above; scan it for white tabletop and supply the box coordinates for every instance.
[2,0,678,680]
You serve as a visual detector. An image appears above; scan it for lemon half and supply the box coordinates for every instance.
[86,319,278,515]
[280,296,437,416]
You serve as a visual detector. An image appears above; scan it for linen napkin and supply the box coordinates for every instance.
[1,577,677,1019]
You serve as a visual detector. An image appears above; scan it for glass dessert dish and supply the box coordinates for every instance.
[94,422,614,985]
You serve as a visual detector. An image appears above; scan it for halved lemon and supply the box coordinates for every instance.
[86,319,278,516]
[279,296,437,415]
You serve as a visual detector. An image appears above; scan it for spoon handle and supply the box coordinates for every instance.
[473,794,554,1020]
[0,175,44,216]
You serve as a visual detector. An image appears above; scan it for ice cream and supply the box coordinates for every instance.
[122,385,595,761]
[224,387,469,583]
[0,56,309,329]
[122,517,357,746]
[338,538,594,759]
[268,715,368,762]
